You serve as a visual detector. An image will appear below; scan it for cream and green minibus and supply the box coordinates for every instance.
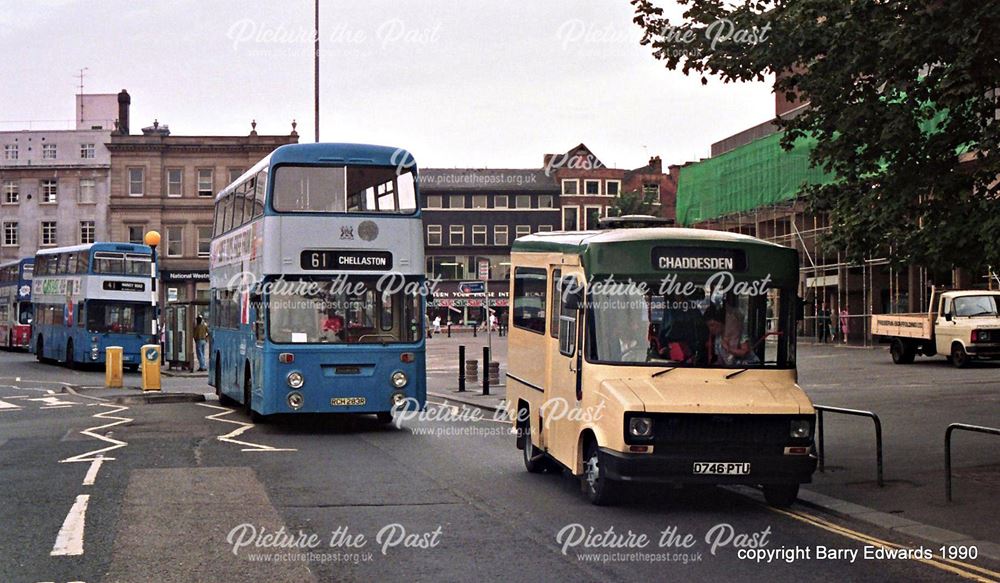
[507,221,817,506]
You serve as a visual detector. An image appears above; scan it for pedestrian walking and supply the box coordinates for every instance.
[839,307,849,344]
[432,315,442,334]
[193,316,209,371]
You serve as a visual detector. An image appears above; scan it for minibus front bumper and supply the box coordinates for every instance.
[598,447,817,485]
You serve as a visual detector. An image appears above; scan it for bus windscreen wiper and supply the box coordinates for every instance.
[725,369,749,379]
[652,367,676,378]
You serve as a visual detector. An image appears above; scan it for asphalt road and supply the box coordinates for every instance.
[0,349,998,583]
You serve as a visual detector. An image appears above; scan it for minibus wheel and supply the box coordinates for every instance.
[763,483,799,507]
[583,439,618,505]
[521,415,550,474]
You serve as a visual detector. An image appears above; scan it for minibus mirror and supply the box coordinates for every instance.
[563,289,584,311]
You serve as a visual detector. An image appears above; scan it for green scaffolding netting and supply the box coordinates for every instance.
[676,131,834,226]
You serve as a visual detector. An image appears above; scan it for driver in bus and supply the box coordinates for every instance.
[321,310,345,342]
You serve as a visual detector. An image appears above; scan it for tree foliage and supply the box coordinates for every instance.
[609,189,662,217]
[633,0,1000,273]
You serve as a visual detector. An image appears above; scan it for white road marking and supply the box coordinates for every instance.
[0,399,21,410]
[82,457,105,486]
[50,494,90,556]
[60,404,132,463]
[29,396,77,407]
[197,403,296,452]
[41,405,75,410]
[46,389,55,394]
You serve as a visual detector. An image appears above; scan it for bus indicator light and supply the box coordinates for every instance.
[400,352,415,363]
[279,353,295,364]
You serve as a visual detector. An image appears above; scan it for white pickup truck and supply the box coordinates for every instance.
[871,289,1000,367]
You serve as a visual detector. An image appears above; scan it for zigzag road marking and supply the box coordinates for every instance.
[197,403,296,452]
[60,404,133,464]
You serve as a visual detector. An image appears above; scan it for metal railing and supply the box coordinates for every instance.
[815,405,884,487]
[945,423,1000,502]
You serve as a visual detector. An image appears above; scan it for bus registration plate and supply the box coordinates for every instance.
[331,397,366,406]
[693,462,750,475]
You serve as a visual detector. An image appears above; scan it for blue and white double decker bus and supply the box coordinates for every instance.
[209,143,426,420]
[0,258,34,349]
[32,243,154,367]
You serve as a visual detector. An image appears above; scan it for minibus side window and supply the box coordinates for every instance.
[558,277,578,356]
[549,269,561,338]
[513,267,547,334]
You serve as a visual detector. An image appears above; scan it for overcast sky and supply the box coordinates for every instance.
[1,0,775,169]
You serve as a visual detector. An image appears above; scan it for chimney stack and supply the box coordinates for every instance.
[648,155,662,173]
[117,89,131,135]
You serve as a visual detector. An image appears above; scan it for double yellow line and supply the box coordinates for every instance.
[769,505,1000,582]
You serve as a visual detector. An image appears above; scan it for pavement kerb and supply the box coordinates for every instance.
[428,390,505,415]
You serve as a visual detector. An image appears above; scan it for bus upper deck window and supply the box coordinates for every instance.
[273,166,346,213]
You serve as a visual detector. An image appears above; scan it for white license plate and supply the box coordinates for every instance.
[693,462,750,475]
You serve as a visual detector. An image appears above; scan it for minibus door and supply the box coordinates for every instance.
[546,273,583,465]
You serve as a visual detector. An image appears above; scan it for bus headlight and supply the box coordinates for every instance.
[91,344,99,360]
[287,371,305,389]
[391,370,408,388]
[629,416,654,438]
[790,419,812,439]
[391,391,407,407]
[287,392,304,410]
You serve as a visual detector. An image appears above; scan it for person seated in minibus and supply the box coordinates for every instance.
[705,305,760,366]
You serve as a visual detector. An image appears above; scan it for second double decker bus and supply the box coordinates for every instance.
[0,258,34,349]
[32,243,154,367]
[209,143,426,420]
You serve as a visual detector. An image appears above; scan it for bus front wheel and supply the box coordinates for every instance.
[35,336,44,362]
[243,367,264,423]
[582,438,619,506]
[763,483,799,508]
[65,339,76,369]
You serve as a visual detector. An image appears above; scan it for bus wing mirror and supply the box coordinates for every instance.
[563,289,584,311]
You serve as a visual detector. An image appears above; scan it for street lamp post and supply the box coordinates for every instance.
[144,231,161,343]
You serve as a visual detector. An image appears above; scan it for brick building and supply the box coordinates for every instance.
[105,91,298,368]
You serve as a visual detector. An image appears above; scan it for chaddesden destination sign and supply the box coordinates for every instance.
[651,247,747,272]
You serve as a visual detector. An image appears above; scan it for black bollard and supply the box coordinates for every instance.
[473,324,477,337]
[447,323,451,338]
[482,346,490,396]
[458,345,466,392]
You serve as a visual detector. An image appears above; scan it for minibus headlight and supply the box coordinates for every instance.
[287,371,305,389]
[629,417,654,438]
[790,419,812,439]
[391,370,408,388]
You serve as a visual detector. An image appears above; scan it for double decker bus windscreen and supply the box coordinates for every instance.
[272,166,416,213]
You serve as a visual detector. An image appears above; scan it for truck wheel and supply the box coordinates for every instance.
[763,483,799,508]
[890,340,914,364]
[951,344,969,368]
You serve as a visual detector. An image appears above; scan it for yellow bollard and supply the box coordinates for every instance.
[140,344,162,392]
[105,346,123,388]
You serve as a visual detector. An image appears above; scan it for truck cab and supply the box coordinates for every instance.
[934,291,1000,367]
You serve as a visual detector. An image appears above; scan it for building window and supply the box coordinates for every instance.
[425,195,442,209]
[643,183,660,197]
[2,222,17,246]
[41,179,58,204]
[41,221,57,246]
[42,143,57,160]
[538,195,554,208]
[539,225,553,232]
[166,169,183,197]
[80,143,95,159]
[514,195,531,209]
[166,226,183,257]
[494,195,508,209]
[472,225,487,245]
[128,168,144,196]
[561,179,578,195]
[471,195,488,209]
[585,180,600,195]
[449,225,464,246]
[78,178,96,204]
[79,221,95,244]
[2,180,17,204]
[562,207,579,230]
[606,180,621,196]
[585,207,602,230]
[427,225,442,246]
[127,226,144,244]
[228,168,244,183]
[494,225,508,246]
[449,195,466,209]
[515,225,531,239]
[3,144,17,160]
[198,169,214,197]
[197,226,213,257]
